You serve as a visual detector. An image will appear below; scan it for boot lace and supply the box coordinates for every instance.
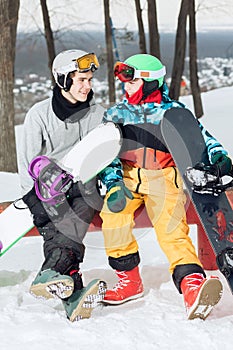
[113,271,130,290]
[184,273,204,291]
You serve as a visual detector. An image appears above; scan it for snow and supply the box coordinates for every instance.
[1,86,233,349]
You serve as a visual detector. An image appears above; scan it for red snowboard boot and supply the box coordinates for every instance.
[181,273,223,320]
[103,266,144,304]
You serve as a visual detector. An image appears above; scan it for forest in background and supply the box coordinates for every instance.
[15,29,233,79]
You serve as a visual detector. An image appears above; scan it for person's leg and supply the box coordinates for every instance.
[31,185,106,321]
[146,167,223,319]
[30,221,86,298]
[58,194,106,321]
[100,193,144,304]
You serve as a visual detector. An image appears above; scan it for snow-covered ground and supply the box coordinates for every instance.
[1,86,233,350]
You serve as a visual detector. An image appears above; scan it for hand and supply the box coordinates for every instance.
[67,180,104,211]
[67,182,81,199]
[68,178,98,199]
[186,163,219,188]
[212,153,232,176]
[106,181,133,213]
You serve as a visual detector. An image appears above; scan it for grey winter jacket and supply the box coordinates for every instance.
[18,96,105,195]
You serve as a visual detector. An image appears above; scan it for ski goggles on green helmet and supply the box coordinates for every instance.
[57,53,99,75]
[114,61,166,82]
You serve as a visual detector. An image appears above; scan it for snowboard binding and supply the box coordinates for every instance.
[28,156,74,206]
[185,163,233,196]
[216,248,233,280]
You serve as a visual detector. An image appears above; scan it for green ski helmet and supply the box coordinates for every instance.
[124,54,166,87]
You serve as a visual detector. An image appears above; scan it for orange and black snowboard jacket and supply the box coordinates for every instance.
[99,83,228,191]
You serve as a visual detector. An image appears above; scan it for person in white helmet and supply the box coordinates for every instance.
[18,49,108,322]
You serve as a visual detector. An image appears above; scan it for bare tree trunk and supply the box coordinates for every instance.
[104,0,115,104]
[134,0,147,53]
[189,0,203,118]
[40,0,56,86]
[147,0,160,58]
[0,0,19,172]
[169,0,189,100]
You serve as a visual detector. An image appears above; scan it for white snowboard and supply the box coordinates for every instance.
[0,122,121,256]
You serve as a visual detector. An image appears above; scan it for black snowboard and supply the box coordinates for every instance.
[161,107,233,293]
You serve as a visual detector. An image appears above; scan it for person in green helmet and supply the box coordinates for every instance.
[98,54,232,320]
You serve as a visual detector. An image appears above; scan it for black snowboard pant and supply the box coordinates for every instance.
[24,179,104,275]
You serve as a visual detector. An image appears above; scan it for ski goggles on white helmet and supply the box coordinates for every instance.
[56,53,100,75]
[114,61,166,82]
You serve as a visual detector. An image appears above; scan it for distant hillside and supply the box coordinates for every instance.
[15,30,233,80]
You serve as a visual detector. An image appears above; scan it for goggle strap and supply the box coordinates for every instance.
[133,66,166,80]
[55,62,76,75]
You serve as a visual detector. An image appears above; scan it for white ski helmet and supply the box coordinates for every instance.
[52,49,99,91]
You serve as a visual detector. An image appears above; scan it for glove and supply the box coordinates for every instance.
[67,179,98,199]
[67,182,81,199]
[22,187,51,227]
[186,163,219,188]
[106,181,133,213]
[67,180,104,211]
[212,153,232,176]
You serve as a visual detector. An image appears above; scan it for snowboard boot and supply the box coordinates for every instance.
[30,241,83,300]
[103,266,144,305]
[62,271,107,322]
[30,269,74,300]
[181,273,223,320]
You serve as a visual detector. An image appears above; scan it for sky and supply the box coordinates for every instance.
[17,0,233,33]
[1,86,233,350]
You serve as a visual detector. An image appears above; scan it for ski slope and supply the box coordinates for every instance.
[1,86,233,350]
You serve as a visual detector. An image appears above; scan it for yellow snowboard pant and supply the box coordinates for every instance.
[100,166,202,274]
